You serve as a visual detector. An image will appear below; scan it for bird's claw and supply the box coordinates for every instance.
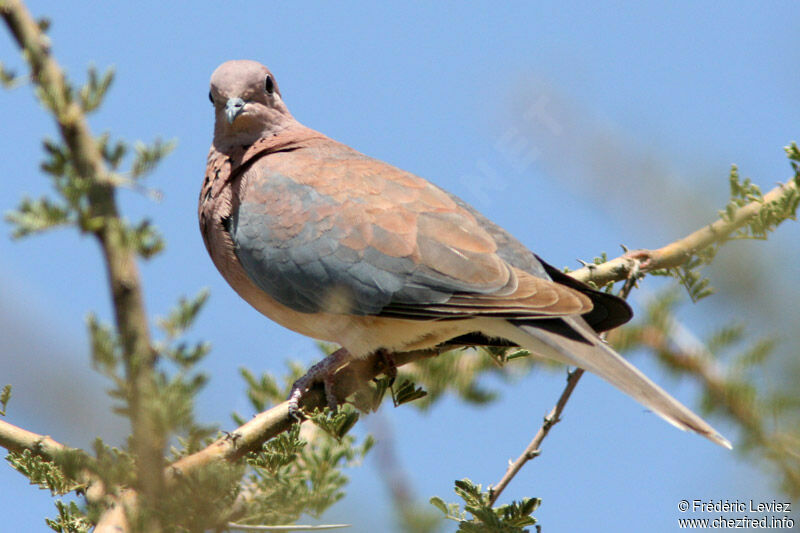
[622,249,653,269]
[287,386,305,421]
[376,349,398,385]
[287,347,350,419]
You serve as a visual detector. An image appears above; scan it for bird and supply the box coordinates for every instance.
[199,59,730,449]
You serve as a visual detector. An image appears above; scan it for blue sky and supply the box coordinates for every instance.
[1,1,799,531]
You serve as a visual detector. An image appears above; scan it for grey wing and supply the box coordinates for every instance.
[230,149,629,330]
[442,192,632,332]
[229,160,513,316]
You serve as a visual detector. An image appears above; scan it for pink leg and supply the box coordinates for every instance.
[287,347,351,417]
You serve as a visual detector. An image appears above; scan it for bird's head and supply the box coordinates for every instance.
[209,60,293,148]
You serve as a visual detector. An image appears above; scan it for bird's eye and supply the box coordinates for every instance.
[208,90,214,105]
[265,75,274,95]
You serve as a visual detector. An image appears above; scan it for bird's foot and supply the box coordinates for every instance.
[376,348,398,385]
[622,248,654,270]
[287,347,351,419]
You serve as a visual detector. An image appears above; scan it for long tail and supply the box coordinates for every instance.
[496,317,732,449]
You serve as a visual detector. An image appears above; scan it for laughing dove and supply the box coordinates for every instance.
[199,60,730,448]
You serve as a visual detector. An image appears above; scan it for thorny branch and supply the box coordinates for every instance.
[0,418,71,458]
[570,175,800,286]
[487,269,641,506]
[97,347,450,532]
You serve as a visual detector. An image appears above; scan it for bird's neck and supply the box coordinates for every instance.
[214,119,293,151]
[211,123,327,165]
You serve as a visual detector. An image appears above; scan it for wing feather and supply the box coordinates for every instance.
[229,136,616,324]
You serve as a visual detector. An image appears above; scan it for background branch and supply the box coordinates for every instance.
[2,0,164,521]
[636,323,800,497]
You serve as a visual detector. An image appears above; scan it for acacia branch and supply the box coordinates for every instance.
[488,367,584,506]
[487,271,640,506]
[2,0,163,515]
[94,347,448,532]
[169,346,446,476]
[570,175,799,286]
[0,418,70,457]
[0,347,445,531]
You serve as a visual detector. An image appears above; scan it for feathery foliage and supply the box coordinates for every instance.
[430,479,540,532]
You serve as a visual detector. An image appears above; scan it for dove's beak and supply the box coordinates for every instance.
[225,97,246,124]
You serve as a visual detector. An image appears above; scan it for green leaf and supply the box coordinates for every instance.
[785,142,800,175]
[247,425,306,473]
[6,450,83,496]
[124,218,165,259]
[454,479,485,507]
[309,406,360,441]
[45,500,92,533]
[673,263,715,303]
[429,496,449,515]
[371,375,392,408]
[78,65,114,113]
[164,341,211,369]
[97,133,127,170]
[87,313,119,378]
[6,197,71,238]
[240,367,283,412]
[732,337,776,371]
[0,60,24,88]
[40,138,71,178]
[129,138,176,180]
[158,289,210,339]
[435,479,540,532]
[238,390,372,526]
[155,460,243,531]
[392,379,428,407]
[706,324,745,353]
